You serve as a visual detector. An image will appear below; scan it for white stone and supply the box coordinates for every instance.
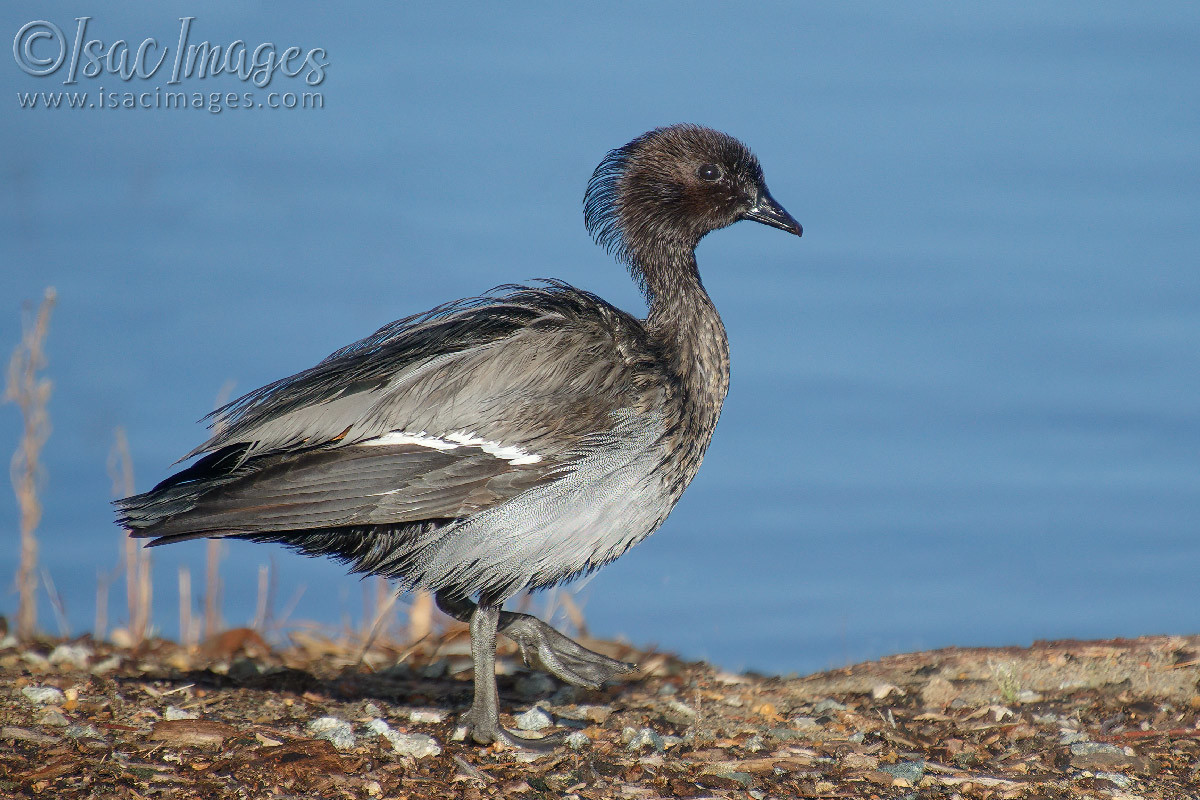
[306,716,356,750]
[515,706,553,731]
[164,705,199,721]
[48,644,92,668]
[21,686,65,705]
[366,718,440,757]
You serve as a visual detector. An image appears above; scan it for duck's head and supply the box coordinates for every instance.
[584,124,801,280]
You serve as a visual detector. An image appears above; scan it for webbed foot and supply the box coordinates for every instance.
[499,611,636,688]
[458,705,566,750]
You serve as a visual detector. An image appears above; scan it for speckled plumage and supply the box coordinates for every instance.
[117,124,801,746]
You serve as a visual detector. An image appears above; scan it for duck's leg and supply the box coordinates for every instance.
[458,600,506,744]
[437,591,636,690]
[453,599,564,748]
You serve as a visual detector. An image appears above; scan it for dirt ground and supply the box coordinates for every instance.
[2,628,1199,799]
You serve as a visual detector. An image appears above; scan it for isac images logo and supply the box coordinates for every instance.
[13,16,328,112]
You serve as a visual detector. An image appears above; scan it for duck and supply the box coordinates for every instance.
[117,123,802,746]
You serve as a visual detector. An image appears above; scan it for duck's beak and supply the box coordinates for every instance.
[742,186,803,237]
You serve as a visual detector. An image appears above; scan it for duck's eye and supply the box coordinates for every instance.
[697,163,721,182]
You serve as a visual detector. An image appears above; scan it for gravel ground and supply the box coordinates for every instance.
[2,629,1198,798]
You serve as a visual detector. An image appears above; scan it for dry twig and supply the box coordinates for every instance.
[5,287,56,640]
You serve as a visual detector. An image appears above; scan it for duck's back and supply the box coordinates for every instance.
[118,281,686,600]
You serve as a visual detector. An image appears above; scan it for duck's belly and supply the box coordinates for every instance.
[406,413,676,600]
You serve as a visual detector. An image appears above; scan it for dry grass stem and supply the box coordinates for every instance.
[409,589,434,642]
[40,567,69,637]
[356,582,401,664]
[200,380,236,641]
[179,565,196,649]
[558,590,588,637]
[252,564,270,631]
[109,426,151,644]
[204,540,223,640]
[5,287,56,640]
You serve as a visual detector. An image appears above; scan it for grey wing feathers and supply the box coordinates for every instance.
[188,281,647,462]
[118,282,662,552]
[131,443,554,544]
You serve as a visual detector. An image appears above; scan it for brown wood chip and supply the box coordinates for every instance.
[2,725,59,744]
[148,719,238,747]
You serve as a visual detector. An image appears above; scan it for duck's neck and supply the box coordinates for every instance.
[639,250,731,440]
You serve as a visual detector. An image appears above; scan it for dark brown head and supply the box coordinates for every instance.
[584,124,801,288]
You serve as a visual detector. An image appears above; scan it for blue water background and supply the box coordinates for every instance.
[1,3,1197,675]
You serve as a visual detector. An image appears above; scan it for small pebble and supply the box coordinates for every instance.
[306,716,356,750]
[65,722,104,740]
[48,644,92,669]
[164,705,198,721]
[1095,771,1133,789]
[391,732,441,757]
[1070,740,1138,769]
[701,765,753,787]
[408,709,444,724]
[109,629,135,648]
[366,718,442,757]
[513,751,544,763]
[38,709,69,727]
[881,760,926,782]
[21,651,49,667]
[622,726,664,752]
[871,682,901,700]
[1059,729,1088,744]
[661,699,697,726]
[392,731,441,757]
[21,686,65,705]
[723,771,754,788]
[581,704,612,724]
[841,752,879,770]
[565,730,590,749]
[714,670,748,685]
[744,733,765,752]
[90,655,121,675]
[812,698,846,714]
[515,705,553,731]
[1069,741,1125,757]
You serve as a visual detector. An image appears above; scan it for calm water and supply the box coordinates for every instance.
[2,3,1197,675]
